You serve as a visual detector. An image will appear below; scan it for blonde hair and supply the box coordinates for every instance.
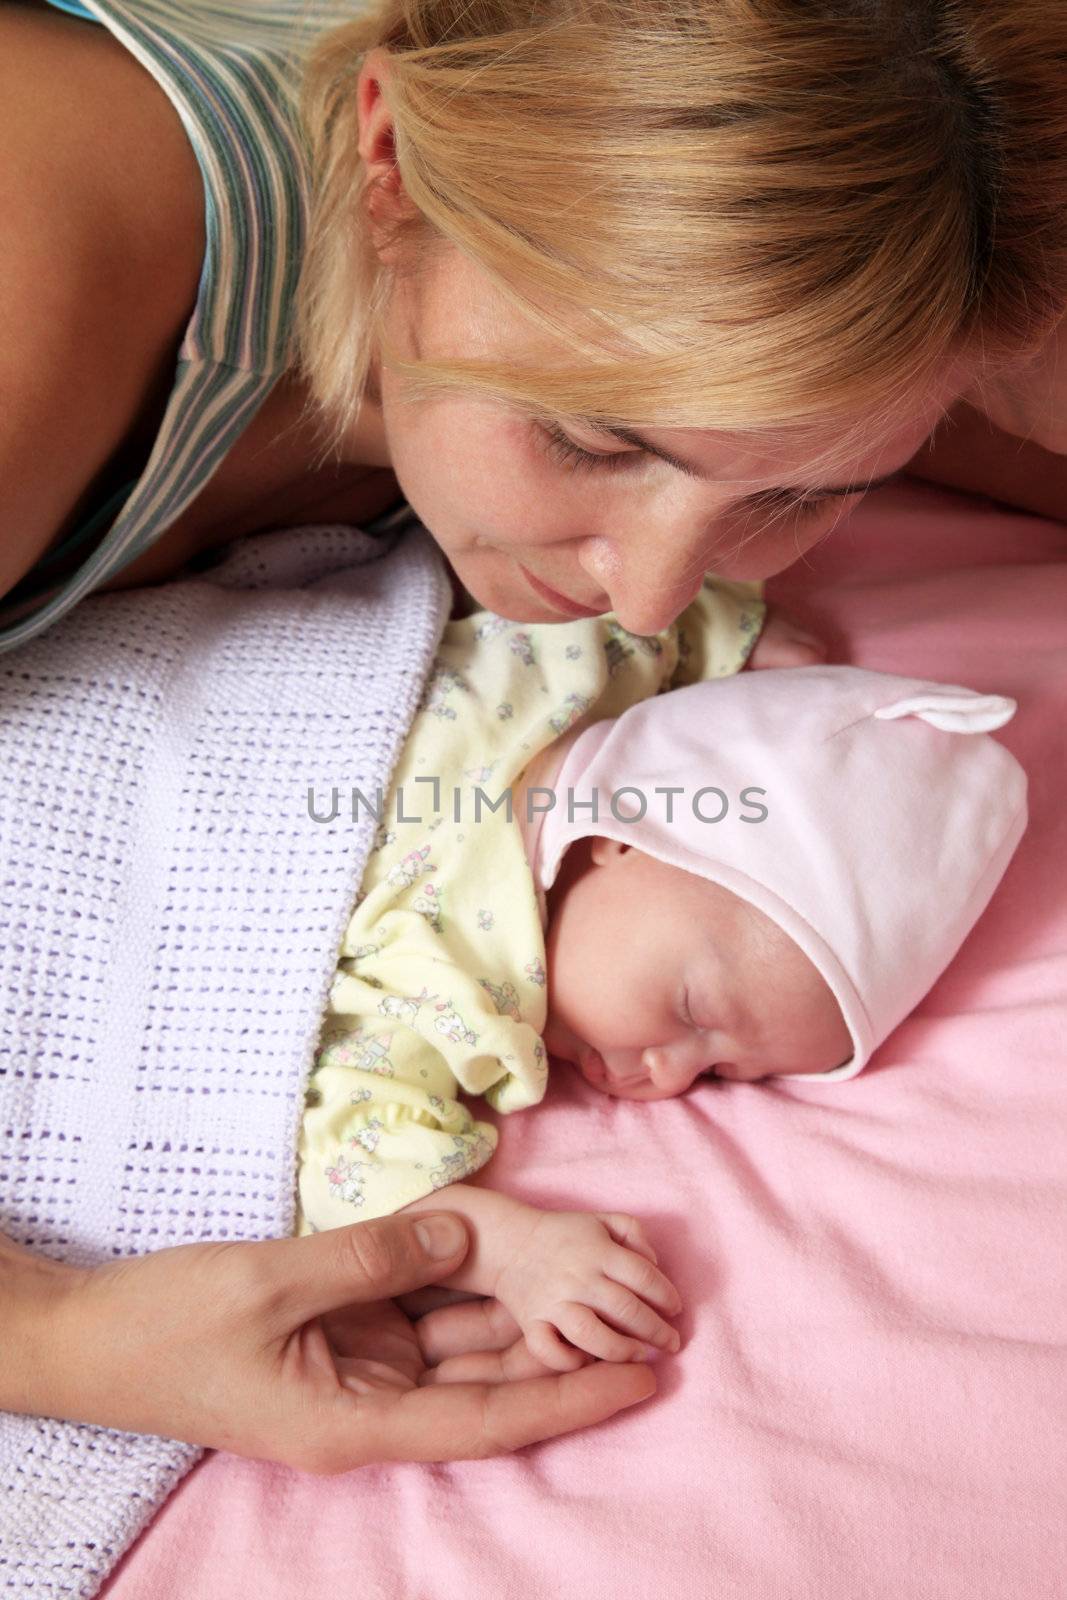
[293,0,1067,469]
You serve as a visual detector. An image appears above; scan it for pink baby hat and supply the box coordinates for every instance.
[527,666,1028,1081]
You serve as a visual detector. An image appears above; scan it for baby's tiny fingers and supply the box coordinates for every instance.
[592,1280,682,1354]
[604,1244,682,1317]
[525,1319,589,1374]
[594,1212,659,1266]
[552,1302,651,1366]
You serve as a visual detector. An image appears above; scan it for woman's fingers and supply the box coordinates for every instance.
[305,1361,658,1471]
[264,1213,470,1328]
[414,1295,522,1365]
[394,1287,487,1318]
[419,1334,566,1386]
[335,1357,419,1394]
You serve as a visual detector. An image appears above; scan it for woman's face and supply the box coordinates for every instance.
[355,244,967,635]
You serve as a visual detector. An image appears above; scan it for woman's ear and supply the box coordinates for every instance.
[355,49,415,252]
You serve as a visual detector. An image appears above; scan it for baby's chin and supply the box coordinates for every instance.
[589,1077,680,1101]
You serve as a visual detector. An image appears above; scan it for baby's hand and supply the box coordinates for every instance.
[494,1209,683,1372]
[747,604,829,670]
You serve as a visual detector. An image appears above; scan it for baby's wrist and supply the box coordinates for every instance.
[400,1186,541,1301]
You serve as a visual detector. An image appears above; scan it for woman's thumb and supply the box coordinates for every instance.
[263,1213,470,1325]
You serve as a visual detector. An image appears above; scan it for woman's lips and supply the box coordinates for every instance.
[518,564,608,620]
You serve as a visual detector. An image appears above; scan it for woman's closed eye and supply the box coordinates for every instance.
[535,420,839,522]
[537,419,639,476]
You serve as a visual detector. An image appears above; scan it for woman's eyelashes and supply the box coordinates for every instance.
[745,486,839,524]
[537,419,637,475]
[535,420,838,523]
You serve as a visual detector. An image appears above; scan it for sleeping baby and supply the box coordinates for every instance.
[295,584,1027,1374]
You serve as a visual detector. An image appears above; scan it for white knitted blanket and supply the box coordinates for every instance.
[0,520,452,1598]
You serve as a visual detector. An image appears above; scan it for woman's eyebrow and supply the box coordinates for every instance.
[583,421,899,497]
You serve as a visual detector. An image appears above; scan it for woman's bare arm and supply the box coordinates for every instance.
[0,1232,83,1418]
[0,1,204,599]
[905,398,1067,525]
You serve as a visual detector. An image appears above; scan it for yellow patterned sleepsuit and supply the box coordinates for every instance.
[293,578,765,1234]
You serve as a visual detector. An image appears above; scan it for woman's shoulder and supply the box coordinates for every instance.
[0,0,205,597]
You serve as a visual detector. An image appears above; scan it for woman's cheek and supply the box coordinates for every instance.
[437,459,567,557]
[707,503,855,583]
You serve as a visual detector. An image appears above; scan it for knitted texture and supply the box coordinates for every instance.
[0,521,451,1597]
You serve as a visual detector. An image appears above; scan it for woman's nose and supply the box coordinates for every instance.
[578,502,841,629]
[576,533,709,636]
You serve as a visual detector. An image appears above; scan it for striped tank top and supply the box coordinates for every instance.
[0,0,385,654]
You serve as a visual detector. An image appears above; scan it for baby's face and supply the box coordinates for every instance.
[543,838,853,1098]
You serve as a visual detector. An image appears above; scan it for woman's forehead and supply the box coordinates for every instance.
[432,246,976,477]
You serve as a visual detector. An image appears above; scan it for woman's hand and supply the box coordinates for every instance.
[2,1215,657,1476]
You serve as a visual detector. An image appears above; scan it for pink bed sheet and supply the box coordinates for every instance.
[102,481,1067,1600]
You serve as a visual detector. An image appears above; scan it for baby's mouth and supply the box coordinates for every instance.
[579,1048,661,1097]
[577,1046,609,1089]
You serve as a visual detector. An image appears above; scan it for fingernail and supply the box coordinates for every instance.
[414,1215,466,1259]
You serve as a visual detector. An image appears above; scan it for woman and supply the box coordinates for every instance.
[1,0,1065,1469]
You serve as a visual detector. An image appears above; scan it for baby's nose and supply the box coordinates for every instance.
[641,1040,710,1094]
